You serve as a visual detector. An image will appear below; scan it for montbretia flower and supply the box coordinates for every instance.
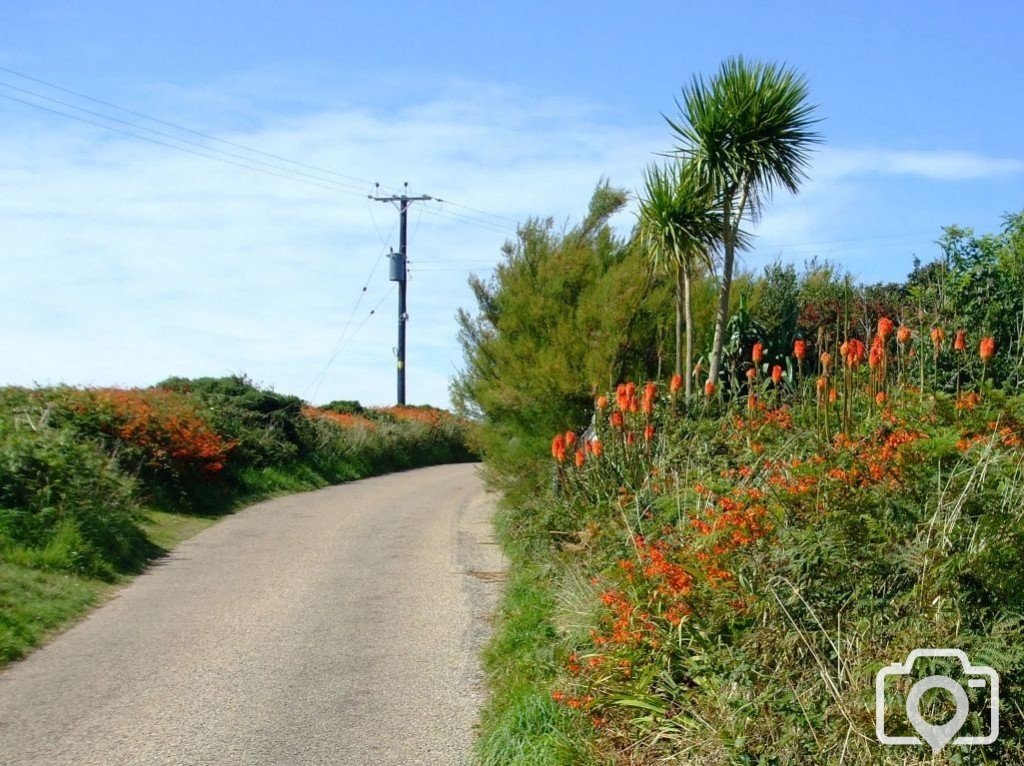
[980,336,996,363]
[793,339,807,361]
[954,329,967,352]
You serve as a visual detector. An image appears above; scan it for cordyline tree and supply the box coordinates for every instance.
[637,161,720,397]
[668,56,822,389]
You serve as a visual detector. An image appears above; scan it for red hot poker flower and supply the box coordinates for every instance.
[574,449,585,468]
[980,336,996,362]
[931,326,946,350]
[877,316,894,340]
[897,325,912,345]
[954,329,967,352]
[752,342,764,365]
[551,434,566,462]
[771,365,783,385]
[669,373,683,395]
[793,339,807,361]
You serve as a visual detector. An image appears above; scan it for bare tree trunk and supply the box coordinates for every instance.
[683,265,694,399]
[706,194,733,387]
[675,262,684,381]
[706,185,749,388]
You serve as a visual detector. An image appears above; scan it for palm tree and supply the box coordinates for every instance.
[638,161,720,397]
[668,56,821,388]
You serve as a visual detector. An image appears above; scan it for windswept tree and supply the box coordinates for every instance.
[669,56,821,388]
[638,161,720,396]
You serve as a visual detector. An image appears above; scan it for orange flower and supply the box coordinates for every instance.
[692,361,703,380]
[644,423,655,442]
[615,383,629,411]
[644,381,656,402]
[745,367,756,382]
[820,351,833,370]
[771,365,783,385]
[816,376,827,392]
[877,316,894,340]
[876,391,887,405]
[626,432,635,445]
[590,438,604,458]
[828,387,838,403]
[705,380,716,397]
[793,339,807,361]
[551,434,566,462]
[574,449,585,468]
[869,337,884,369]
[954,329,967,352]
[565,431,576,448]
[843,339,866,368]
[752,342,764,365]
[595,395,608,410]
[930,326,946,350]
[610,411,624,429]
[897,325,912,345]
[669,373,683,395]
[980,336,996,362]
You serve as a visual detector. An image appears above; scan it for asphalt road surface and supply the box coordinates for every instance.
[0,463,504,766]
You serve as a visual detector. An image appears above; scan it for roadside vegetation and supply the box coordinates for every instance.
[462,56,1024,764]
[0,376,473,664]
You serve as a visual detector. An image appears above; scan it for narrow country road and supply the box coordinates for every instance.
[0,463,504,766]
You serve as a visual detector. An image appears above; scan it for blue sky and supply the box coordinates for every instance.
[2,1,1021,406]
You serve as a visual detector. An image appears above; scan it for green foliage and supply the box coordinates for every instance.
[0,412,147,578]
[451,182,673,491]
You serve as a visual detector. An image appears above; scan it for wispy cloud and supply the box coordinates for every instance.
[816,147,1024,181]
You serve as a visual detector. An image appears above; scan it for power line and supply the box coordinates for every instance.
[0,91,374,198]
[303,218,398,400]
[0,64,398,193]
[307,284,395,404]
[0,65,521,231]
[0,80,381,195]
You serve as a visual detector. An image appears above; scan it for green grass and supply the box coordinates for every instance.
[0,561,109,664]
[475,523,605,766]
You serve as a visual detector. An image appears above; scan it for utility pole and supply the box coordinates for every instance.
[370,183,431,405]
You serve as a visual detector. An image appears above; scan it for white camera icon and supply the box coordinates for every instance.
[876,648,999,752]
